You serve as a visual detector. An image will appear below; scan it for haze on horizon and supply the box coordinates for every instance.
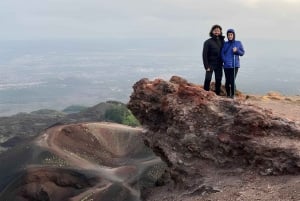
[0,0,299,41]
[0,0,299,117]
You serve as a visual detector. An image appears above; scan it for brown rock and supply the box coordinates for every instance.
[128,76,300,192]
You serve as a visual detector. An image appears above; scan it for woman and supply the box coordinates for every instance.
[221,29,245,98]
[202,24,225,95]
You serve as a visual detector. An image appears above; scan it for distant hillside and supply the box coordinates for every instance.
[0,101,139,153]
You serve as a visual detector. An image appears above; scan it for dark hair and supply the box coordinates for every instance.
[209,24,222,37]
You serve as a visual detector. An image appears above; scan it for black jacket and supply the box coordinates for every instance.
[202,36,225,70]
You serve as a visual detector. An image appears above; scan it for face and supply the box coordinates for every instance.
[212,28,221,36]
[227,32,234,40]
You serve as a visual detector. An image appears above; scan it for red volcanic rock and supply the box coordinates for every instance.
[128,76,300,190]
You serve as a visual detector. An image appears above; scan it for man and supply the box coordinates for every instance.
[202,24,225,95]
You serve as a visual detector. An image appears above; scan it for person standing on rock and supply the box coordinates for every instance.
[202,24,225,95]
[221,29,245,98]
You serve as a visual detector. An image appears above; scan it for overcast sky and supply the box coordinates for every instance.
[0,0,299,40]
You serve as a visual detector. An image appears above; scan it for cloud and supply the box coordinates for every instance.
[0,0,299,40]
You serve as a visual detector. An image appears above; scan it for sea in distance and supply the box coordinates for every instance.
[0,38,299,116]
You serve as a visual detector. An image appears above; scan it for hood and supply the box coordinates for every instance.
[227,29,235,40]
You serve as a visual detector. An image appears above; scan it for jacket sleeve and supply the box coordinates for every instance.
[221,43,226,62]
[202,41,209,69]
[235,41,245,56]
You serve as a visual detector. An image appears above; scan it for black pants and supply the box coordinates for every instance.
[224,68,239,97]
[204,67,223,95]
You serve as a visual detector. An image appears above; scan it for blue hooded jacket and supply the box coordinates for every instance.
[221,29,245,68]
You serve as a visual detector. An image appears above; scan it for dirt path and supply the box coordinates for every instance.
[245,93,300,122]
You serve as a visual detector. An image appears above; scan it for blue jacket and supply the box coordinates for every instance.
[221,40,245,68]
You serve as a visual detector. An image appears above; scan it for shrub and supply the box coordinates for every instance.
[104,104,140,126]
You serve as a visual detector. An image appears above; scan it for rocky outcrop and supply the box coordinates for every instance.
[128,76,300,189]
